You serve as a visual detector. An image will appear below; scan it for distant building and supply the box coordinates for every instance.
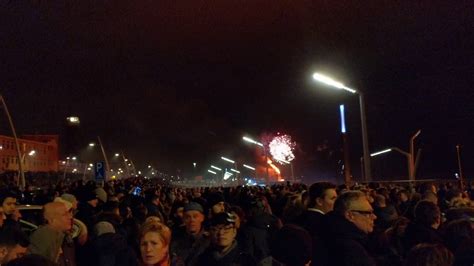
[0,135,59,173]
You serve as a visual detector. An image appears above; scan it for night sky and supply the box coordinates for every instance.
[0,1,473,182]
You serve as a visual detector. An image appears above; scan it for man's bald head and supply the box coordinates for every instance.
[43,202,73,232]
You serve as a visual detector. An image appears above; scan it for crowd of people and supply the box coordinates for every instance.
[0,177,473,266]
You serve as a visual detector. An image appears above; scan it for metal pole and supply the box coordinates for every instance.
[121,152,130,177]
[360,157,365,182]
[409,130,421,180]
[342,133,352,186]
[263,146,269,184]
[291,163,295,183]
[97,136,110,178]
[358,93,372,181]
[0,95,26,189]
[456,145,464,191]
[62,159,69,180]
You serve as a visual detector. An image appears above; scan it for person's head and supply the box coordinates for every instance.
[94,221,115,237]
[414,200,441,229]
[139,222,171,266]
[422,191,438,205]
[373,194,386,208]
[44,202,74,232]
[102,201,120,217]
[208,193,225,215]
[0,229,29,264]
[419,182,437,195]
[1,192,17,216]
[307,182,337,213]
[229,206,245,229]
[404,243,453,266]
[209,212,237,250]
[334,191,377,234]
[60,194,78,210]
[183,202,205,235]
[442,219,473,253]
[398,190,409,202]
[271,225,312,266]
[81,189,99,208]
[0,206,6,228]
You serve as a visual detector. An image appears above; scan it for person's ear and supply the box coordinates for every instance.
[344,211,353,221]
[315,197,323,207]
[0,246,8,258]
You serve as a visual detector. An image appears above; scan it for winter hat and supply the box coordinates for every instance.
[209,212,236,227]
[53,197,73,211]
[207,192,225,208]
[184,202,204,214]
[95,187,107,203]
[271,224,312,266]
[94,221,115,237]
[79,188,98,202]
[60,193,77,205]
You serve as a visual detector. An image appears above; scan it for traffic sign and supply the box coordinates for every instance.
[95,162,106,181]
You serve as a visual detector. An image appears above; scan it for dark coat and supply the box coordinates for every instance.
[91,233,138,266]
[297,210,328,266]
[324,212,376,266]
[170,228,210,266]
[402,222,442,254]
[196,242,256,266]
[240,213,278,262]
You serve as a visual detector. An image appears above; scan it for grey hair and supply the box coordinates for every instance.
[333,190,366,215]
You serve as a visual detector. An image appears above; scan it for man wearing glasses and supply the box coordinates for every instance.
[324,191,377,266]
[197,212,256,266]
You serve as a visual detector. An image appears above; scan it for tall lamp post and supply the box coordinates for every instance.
[370,130,421,180]
[242,136,269,183]
[312,73,372,181]
[0,95,25,189]
[456,145,464,191]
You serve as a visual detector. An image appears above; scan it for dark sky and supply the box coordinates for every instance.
[0,1,473,181]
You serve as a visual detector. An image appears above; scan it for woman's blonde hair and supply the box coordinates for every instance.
[139,221,172,247]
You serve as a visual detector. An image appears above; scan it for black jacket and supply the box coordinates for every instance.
[91,233,138,266]
[297,210,328,266]
[324,212,376,266]
[196,242,256,266]
[402,222,442,254]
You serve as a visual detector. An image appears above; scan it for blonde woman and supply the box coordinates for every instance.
[139,221,180,266]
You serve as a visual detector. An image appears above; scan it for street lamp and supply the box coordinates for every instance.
[312,72,371,181]
[243,136,269,183]
[370,132,421,180]
[0,95,25,189]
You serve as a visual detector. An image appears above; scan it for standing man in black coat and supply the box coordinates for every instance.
[324,190,377,266]
[297,182,337,266]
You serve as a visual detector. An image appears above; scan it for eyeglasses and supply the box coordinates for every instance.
[210,224,234,233]
[350,210,375,216]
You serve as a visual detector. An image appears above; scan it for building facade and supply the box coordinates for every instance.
[0,135,59,173]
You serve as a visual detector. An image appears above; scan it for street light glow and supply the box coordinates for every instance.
[243,136,264,147]
[115,153,120,157]
[312,73,357,94]
[28,150,36,156]
[370,149,392,157]
[89,143,95,147]
[208,170,217,174]
[221,157,235,164]
[243,164,256,170]
[210,165,222,171]
[340,104,347,133]
[72,156,77,160]
[230,169,240,173]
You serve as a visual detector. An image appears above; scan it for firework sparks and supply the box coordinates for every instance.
[269,134,296,164]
